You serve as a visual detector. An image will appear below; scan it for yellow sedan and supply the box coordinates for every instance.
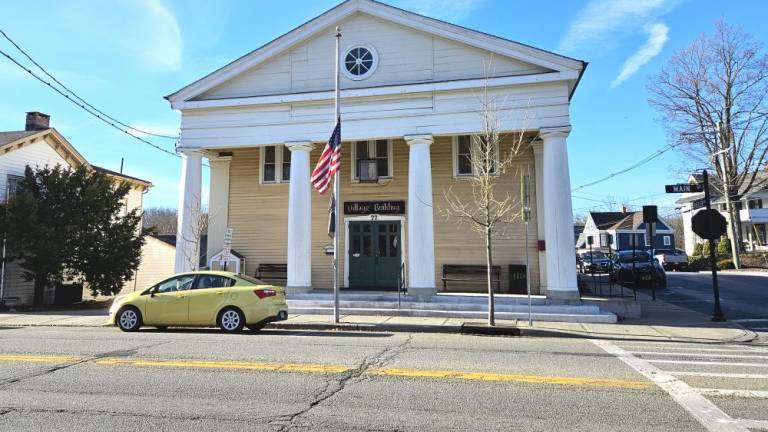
[109,271,288,333]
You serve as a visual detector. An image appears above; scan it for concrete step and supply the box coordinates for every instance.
[286,299,601,315]
[287,306,618,323]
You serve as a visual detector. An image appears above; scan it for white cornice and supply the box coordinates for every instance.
[172,71,578,110]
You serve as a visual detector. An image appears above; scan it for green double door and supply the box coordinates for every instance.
[348,220,402,289]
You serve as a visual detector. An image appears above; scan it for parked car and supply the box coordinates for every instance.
[109,271,288,333]
[609,250,667,287]
[577,250,612,274]
[654,249,689,271]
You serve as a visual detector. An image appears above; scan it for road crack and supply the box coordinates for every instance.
[272,334,413,431]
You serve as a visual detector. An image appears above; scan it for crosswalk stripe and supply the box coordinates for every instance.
[591,339,750,432]
[630,351,768,360]
[618,345,768,353]
[649,359,768,368]
[736,419,768,431]
[671,371,768,379]
[695,388,768,399]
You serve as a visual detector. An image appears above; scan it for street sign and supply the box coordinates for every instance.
[665,183,704,193]
[692,209,727,240]
[222,227,234,263]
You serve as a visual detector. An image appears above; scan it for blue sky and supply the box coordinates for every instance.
[1,0,766,219]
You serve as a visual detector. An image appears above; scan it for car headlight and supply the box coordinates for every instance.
[109,295,126,314]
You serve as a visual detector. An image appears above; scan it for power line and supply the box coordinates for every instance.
[0,46,180,159]
[0,29,178,141]
[572,143,679,192]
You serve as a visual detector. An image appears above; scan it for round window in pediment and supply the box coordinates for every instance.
[343,44,378,80]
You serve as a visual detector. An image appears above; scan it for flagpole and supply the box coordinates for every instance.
[333,26,342,324]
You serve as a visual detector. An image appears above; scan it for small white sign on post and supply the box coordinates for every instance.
[221,228,234,269]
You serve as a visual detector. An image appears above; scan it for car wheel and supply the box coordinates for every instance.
[218,307,245,333]
[117,307,142,332]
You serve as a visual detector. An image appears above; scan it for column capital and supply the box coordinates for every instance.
[285,141,315,152]
[404,134,434,147]
[539,126,571,140]
[177,148,206,158]
[531,139,544,155]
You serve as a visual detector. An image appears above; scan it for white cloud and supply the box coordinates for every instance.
[391,0,486,23]
[59,0,182,73]
[610,23,669,89]
[126,0,183,72]
[558,0,675,53]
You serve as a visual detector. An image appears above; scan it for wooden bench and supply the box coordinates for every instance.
[256,264,287,282]
[442,264,501,292]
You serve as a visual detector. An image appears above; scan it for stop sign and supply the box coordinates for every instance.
[692,209,727,240]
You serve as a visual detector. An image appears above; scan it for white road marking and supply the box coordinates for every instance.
[649,359,768,368]
[671,371,768,379]
[629,351,768,360]
[736,419,768,430]
[591,339,749,432]
[618,345,767,353]
[694,388,768,399]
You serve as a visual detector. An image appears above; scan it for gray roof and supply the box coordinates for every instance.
[0,130,38,146]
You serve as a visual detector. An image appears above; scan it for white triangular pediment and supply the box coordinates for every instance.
[168,0,584,104]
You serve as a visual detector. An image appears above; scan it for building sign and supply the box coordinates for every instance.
[665,183,704,193]
[222,228,234,263]
[344,200,405,215]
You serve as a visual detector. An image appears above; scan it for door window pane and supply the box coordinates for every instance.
[363,235,371,256]
[155,275,195,293]
[194,275,233,289]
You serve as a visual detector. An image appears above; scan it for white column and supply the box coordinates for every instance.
[405,134,436,298]
[540,127,579,300]
[207,154,232,266]
[285,142,314,293]
[175,150,203,273]
[531,140,547,293]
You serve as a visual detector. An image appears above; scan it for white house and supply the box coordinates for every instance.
[679,172,768,254]
[0,112,162,306]
[166,0,587,300]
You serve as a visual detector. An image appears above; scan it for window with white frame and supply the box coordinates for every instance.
[453,135,498,177]
[261,146,290,183]
[663,235,671,246]
[600,233,613,247]
[351,139,391,181]
[6,174,23,200]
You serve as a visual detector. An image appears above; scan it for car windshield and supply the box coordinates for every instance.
[237,274,268,285]
[619,252,651,263]
[583,251,607,259]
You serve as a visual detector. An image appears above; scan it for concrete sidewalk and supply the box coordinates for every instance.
[0,293,756,344]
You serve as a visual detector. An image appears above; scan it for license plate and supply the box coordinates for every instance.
[642,275,651,281]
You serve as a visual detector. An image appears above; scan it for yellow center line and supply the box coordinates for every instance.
[0,354,651,389]
[0,354,81,363]
[368,368,652,389]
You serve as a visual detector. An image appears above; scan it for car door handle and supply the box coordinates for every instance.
[179,294,187,298]
[216,290,224,295]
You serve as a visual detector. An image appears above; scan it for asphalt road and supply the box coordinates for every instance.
[662,272,768,331]
[0,327,766,431]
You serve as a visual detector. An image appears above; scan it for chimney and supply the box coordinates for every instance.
[25,111,50,131]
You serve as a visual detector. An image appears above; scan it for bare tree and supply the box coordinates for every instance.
[649,21,768,268]
[143,207,178,234]
[440,86,527,326]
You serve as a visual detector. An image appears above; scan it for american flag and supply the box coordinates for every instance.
[310,118,341,194]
